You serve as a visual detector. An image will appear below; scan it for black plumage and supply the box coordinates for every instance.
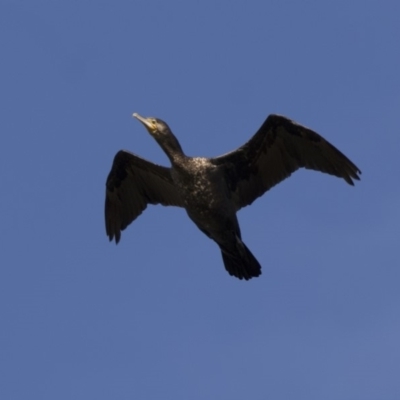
[105,113,361,280]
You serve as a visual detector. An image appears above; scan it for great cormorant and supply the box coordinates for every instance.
[105,113,361,280]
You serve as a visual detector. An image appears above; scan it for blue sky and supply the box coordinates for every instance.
[1,1,399,399]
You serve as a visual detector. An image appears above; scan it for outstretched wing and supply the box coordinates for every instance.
[214,114,361,210]
[105,150,184,243]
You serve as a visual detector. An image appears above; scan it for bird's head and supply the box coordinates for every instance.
[133,113,172,139]
[132,112,184,160]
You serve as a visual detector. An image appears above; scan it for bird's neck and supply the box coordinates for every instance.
[156,133,186,165]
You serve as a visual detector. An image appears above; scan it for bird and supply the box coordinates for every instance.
[105,113,361,280]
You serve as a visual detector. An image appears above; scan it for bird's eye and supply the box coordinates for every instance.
[150,119,157,130]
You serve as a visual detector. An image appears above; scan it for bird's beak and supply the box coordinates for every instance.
[132,113,154,132]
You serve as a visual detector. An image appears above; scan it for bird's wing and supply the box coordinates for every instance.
[214,114,361,210]
[105,150,184,243]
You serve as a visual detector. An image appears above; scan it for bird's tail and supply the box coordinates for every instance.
[220,239,262,280]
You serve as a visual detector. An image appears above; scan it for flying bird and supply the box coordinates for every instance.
[105,113,361,280]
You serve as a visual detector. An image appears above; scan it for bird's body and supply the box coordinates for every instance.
[105,113,361,280]
[168,155,261,279]
[171,156,234,233]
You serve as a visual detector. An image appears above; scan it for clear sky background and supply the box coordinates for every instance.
[1,1,399,399]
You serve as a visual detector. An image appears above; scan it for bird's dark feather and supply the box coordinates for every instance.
[105,150,183,243]
[214,114,361,210]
